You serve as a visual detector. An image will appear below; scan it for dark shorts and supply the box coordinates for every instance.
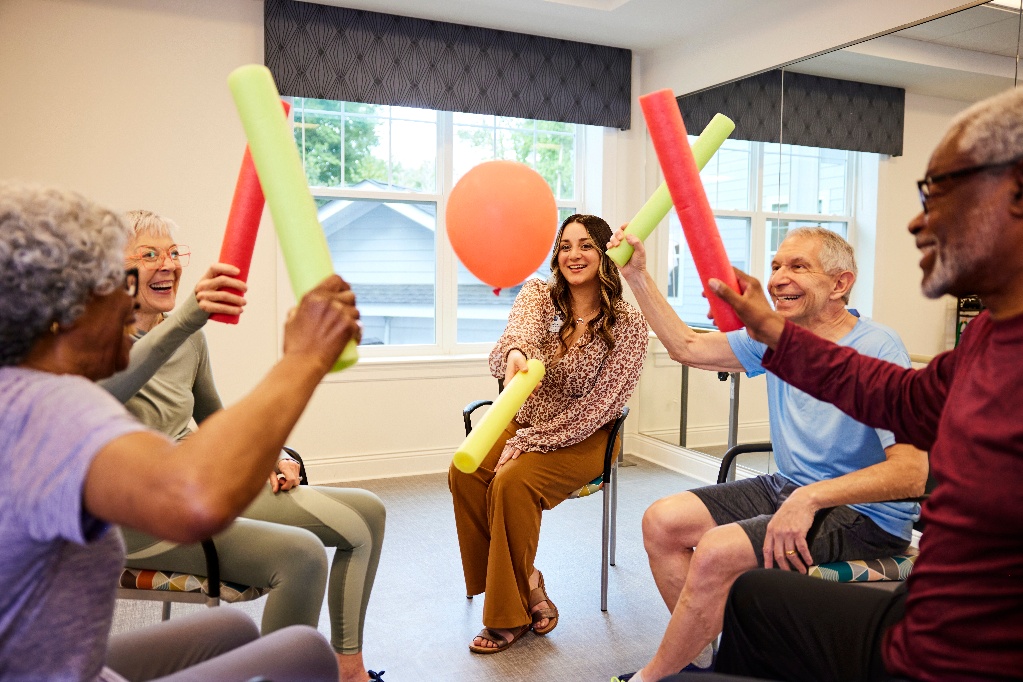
[689,473,909,568]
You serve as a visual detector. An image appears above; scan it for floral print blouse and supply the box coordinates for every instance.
[489,278,648,453]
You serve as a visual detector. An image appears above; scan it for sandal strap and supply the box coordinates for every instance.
[528,585,548,607]
[531,604,558,621]
[477,627,516,647]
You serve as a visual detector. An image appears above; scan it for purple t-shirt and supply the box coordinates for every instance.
[0,367,146,680]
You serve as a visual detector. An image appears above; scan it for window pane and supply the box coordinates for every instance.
[536,131,575,200]
[691,137,752,211]
[667,214,751,328]
[452,117,577,200]
[391,117,437,192]
[318,197,437,345]
[344,115,389,187]
[295,98,437,193]
[762,144,849,215]
[453,124,495,184]
[456,209,566,343]
[768,219,848,253]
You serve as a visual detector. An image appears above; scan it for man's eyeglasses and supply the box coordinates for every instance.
[124,268,139,298]
[917,157,1023,214]
[129,245,190,269]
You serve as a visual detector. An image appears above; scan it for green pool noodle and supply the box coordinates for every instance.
[453,359,546,474]
[227,64,357,371]
[607,113,735,267]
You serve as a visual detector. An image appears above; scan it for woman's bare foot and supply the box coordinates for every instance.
[337,652,376,682]
[471,628,518,650]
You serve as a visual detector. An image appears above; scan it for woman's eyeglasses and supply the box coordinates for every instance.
[129,245,190,269]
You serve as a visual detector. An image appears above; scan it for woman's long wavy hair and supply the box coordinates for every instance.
[548,214,623,355]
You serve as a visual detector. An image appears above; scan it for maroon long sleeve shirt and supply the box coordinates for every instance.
[762,311,1023,680]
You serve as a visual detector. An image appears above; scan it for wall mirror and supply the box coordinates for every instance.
[639,1,1023,473]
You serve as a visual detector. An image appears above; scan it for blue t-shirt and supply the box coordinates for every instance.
[727,318,919,540]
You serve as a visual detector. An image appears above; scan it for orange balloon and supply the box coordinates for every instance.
[446,161,558,289]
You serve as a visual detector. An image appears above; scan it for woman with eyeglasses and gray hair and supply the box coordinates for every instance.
[0,180,359,681]
[97,209,387,682]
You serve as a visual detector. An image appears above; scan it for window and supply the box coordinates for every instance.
[667,139,867,327]
[292,99,585,354]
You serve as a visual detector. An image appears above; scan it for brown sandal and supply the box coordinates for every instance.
[529,570,559,636]
[468,624,531,654]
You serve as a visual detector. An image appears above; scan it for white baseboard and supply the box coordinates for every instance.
[629,433,765,485]
[306,426,769,485]
[305,446,454,484]
[640,421,770,451]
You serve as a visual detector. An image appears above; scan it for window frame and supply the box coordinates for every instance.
[283,104,589,366]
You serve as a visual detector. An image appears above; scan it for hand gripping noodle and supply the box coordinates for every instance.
[639,90,743,332]
[605,113,734,267]
[227,65,358,370]
[211,99,291,324]
[452,359,546,474]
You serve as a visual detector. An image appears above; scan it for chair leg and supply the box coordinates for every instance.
[161,601,171,621]
[601,476,611,612]
[610,461,619,566]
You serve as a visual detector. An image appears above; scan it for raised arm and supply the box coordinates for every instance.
[99,263,247,402]
[711,268,954,448]
[82,275,358,543]
[610,230,742,372]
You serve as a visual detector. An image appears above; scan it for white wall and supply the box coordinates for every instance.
[0,0,978,483]
[872,93,971,356]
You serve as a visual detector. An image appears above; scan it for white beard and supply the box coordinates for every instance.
[921,200,999,299]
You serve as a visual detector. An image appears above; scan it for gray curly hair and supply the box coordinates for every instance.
[0,181,130,366]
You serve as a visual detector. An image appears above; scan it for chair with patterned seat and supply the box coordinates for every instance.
[462,394,629,611]
[717,442,928,588]
[116,448,308,619]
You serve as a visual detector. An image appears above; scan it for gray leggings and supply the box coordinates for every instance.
[122,485,385,654]
[105,607,337,681]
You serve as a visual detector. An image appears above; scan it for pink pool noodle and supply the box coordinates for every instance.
[639,89,743,332]
[211,99,291,324]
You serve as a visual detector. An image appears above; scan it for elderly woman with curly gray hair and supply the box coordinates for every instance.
[0,180,359,682]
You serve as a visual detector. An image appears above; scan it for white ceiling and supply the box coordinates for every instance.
[789,2,1022,101]
[297,0,921,52]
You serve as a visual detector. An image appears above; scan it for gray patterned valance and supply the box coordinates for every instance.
[678,70,905,156]
[265,0,632,129]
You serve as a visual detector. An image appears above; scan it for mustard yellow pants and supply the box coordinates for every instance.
[448,420,610,629]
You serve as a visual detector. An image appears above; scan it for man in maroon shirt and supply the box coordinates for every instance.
[669,86,1023,681]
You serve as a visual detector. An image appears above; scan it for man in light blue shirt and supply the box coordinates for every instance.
[609,227,927,682]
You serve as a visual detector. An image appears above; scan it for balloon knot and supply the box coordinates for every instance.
[492,288,502,296]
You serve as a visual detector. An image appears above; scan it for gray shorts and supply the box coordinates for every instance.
[689,473,909,568]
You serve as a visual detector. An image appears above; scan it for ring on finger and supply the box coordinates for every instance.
[785,549,796,556]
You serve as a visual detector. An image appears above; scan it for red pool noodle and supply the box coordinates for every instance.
[210,99,291,324]
[639,89,743,332]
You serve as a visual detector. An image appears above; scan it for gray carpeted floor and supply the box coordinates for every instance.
[111,457,704,681]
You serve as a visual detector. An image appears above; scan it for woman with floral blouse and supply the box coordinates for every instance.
[449,214,648,654]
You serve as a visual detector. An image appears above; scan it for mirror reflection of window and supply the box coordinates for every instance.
[667,138,867,328]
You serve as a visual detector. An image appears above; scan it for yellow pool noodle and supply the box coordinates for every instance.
[606,113,735,267]
[227,64,358,372]
[453,359,546,474]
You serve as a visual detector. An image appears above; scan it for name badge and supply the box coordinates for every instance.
[549,314,564,333]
